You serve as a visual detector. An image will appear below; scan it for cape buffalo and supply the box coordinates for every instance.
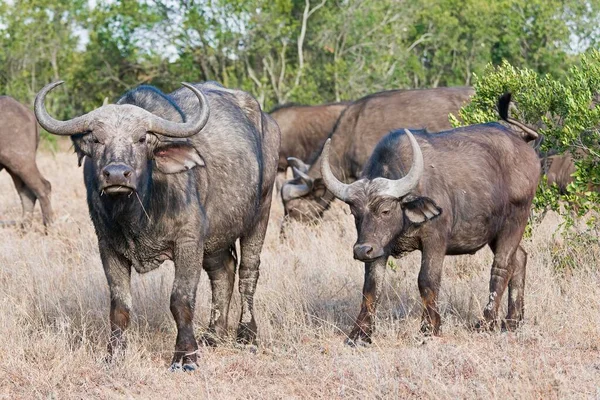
[0,96,53,227]
[281,87,474,223]
[269,102,349,172]
[35,81,279,371]
[545,153,576,193]
[320,93,540,344]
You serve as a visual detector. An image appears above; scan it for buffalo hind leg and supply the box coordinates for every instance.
[11,164,54,227]
[8,170,36,228]
[347,257,387,346]
[503,245,527,331]
[418,247,445,336]
[201,248,236,346]
[480,224,525,330]
[170,242,203,371]
[236,197,272,345]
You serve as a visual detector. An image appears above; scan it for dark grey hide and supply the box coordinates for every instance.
[34,81,280,371]
[321,95,540,345]
[0,96,53,228]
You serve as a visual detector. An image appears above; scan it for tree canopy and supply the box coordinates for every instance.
[1,0,598,116]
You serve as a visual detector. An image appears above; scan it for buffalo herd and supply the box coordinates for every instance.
[0,79,579,368]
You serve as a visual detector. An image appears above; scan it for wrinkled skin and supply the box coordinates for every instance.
[281,87,474,223]
[35,81,279,371]
[0,96,53,228]
[322,102,540,344]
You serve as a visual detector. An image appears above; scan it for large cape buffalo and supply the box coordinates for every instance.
[0,96,53,227]
[269,102,349,172]
[35,81,279,371]
[281,87,474,223]
[321,93,540,344]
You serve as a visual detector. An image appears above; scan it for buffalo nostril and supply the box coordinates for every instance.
[103,170,111,178]
[365,246,373,255]
[123,170,132,178]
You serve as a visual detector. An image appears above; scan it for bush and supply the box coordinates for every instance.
[452,50,600,219]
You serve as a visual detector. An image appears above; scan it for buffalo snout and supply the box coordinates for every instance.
[101,163,135,194]
[353,243,384,261]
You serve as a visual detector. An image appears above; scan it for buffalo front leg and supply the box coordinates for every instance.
[347,257,387,346]
[100,245,132,360]
[418,247,445,336]
[170,241,203,371]
[201,248,236,346]
[504,245,527,331]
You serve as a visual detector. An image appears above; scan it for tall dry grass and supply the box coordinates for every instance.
[0,148,599,399]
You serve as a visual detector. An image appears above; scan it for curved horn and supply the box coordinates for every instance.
[320,138,352,201]
[287,157,310,174]
[292,166,313,186]
[378,129,424,198]
[281,180,312,201]
[146,82,210,138]
[35,81,94,136]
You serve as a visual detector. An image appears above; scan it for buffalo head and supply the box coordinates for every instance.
[280,157,330,222]
[321,129,441,261]
[35,81,210,195]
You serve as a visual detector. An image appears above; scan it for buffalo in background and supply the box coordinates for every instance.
[0,96,53,228]
[270,102,350,173]
[281,86,474,223]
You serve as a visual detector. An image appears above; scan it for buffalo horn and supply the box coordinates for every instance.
[377,129,424,198]
[35,81,93,135]
[145,82,210,138]
[320,138,352,201]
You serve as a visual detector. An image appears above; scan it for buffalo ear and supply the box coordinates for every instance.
[153,142,205,174]
[71,133,92,167]
[401,195,442,225]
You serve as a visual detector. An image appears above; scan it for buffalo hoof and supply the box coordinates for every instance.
[234,343,258,354]
[501,318,522,332]
[344,336,372,348]
[419,321,441,337]
[473,319,496,332]
[236,323,257,345]
[345,329,372,347]
[169,361,198,372]
[199,332,222,347]
[345,324,373,347]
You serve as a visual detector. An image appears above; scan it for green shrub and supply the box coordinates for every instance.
[452,50,600,219]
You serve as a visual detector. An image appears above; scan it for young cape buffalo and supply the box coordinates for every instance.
[0,96,53,227]
[35,81,279,371]
[281,87,474,223]
[320,94,540,344]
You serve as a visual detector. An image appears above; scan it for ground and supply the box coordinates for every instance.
[0,146,599,399]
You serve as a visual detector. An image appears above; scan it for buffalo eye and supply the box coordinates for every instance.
[381,209,390,216]
[138,136,146,144]
[92,137,100,144]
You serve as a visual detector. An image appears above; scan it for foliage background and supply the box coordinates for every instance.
[452,51,600,217]
[1,0,599,116]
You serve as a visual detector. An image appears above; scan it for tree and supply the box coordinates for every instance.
[454,51,600,217]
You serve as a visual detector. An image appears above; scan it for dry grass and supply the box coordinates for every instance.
[0,146,599,399]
